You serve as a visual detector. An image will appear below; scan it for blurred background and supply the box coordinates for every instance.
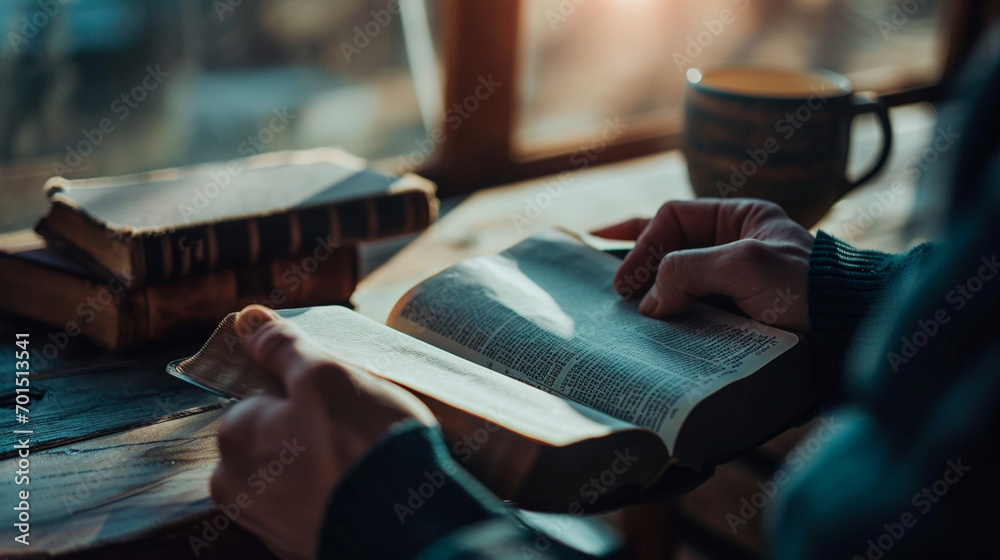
[0,0,948,232]
[518,0,944,152]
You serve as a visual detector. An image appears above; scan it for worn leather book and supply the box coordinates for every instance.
[35,148,437,287]
[170,230,816,511]
[0,231,358,350]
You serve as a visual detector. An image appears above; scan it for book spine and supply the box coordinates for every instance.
[120,245,359,348]
[0,255,124,349]
[140,191,429,284]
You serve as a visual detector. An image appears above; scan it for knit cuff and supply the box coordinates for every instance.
[318,420,509,559]
[807,231,935,401]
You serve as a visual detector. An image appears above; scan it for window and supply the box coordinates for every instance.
[517,0,947,155]
[423,0,981,196]
[0,0,986,225]
[0,0,436,231]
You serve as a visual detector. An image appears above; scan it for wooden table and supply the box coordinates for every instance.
[0,103,938,559]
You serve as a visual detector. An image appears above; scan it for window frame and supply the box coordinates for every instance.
[419,0,989,197]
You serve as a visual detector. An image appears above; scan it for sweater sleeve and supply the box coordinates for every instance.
[807,230,935,400]
[318,420,510,559]
[318,421,589,560]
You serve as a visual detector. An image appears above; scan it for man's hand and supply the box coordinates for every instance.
[593,199,814,331]
[210,305,437,560]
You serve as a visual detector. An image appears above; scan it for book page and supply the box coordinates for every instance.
[389,230,798,449]
[170,307,641,446]
[169,307,671,506]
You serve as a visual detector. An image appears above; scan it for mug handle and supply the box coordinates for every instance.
[841,91,893,197]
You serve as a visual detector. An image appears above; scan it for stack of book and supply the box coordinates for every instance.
[0,148,438,350]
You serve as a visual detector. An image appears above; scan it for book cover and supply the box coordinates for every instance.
[0,231,359,350]
[37,148,437,287]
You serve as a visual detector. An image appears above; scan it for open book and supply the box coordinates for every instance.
[169,230,815,510]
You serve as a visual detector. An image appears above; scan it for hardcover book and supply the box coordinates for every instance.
[0,230,358,350]
[169,230,816,510]
[36,148,437,287]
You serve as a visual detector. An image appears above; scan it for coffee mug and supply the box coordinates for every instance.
[683,66,892,227]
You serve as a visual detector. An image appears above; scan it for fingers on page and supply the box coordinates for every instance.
[590,217,650,240]
[616,200,728,296]
[640,242,759,317]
